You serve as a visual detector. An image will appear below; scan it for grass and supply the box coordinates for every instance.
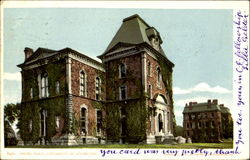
[7,140,233,149]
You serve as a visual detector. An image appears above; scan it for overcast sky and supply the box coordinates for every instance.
[3,8,233,126]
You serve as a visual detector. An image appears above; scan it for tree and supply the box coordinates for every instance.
[4,103,21,146]
[4,103,21,124]
[175,125,183,136]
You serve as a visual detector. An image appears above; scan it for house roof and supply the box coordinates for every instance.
[183,103,221,113]
[220,106,231,114]
[183,102,231,114]
[17,47,103,68]
[100,14,166,57]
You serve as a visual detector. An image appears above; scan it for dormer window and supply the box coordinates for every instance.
[41,72,49,98]
[119,63,126,78]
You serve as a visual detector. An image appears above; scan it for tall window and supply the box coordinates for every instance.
[120,86,127,100]
[147,62,151,76]
[80,71,86,96]
[148,84,152,98]
[80,108,87,135]
[41,72,49,98]
[95,77,101,100]
[29,119,32,132]
[30,88,33,99]
[56,81,60,94]
[119,63,126,78]
[55,116,60,129]
[157,67,161,86]
[96,110,102,133]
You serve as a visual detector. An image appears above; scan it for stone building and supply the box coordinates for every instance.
[182,99,233,143]
[17,14,175,145]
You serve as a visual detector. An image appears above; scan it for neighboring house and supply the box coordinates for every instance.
[17,14,175,145]
[183,99,233,143]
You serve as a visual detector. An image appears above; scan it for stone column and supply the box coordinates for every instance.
[66,57,73,133]
[141,52,147,93]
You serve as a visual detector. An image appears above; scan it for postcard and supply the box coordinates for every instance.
[0,1,249,160]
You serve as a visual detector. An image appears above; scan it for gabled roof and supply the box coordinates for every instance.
[99,14,166,58]
[17,47,103,68]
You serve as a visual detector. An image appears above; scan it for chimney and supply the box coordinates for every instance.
[189,102,192,106]
[207,99,211,108]
[213,99,218,105]
[207,99,211,104]
[219,104,224,107]
[24,47,33,60]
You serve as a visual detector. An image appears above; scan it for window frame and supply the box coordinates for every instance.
[119,86,127,100]
[41,72,49,98]
[119,63,126,78]
[79,70,87,97]
[95,77,101,100]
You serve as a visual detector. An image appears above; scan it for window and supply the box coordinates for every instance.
[198,122,201,129]
[211,112,214,118]
[192,122,195,129]
[191,114,195,120]
[55,116,60,129]
[119,63,126,78]
[187,123,189,129]
[56,81,60,94]
[80,71,86,97]
[120,86,127,100]
[197,114,201,119]
[148,84,152,98]
[211,121,215,128]
[95,77,101,100]
[96,110,102,133]
[80,108,87,135]
[147,62,151,76]
[157,67,162,86]
[41,72,49,98]
[29,119,32,132]
[30,88,33,99]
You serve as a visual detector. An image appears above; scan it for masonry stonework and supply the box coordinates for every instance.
[18,14,176,145]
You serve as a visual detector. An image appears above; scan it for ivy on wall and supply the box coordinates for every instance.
[20,58,66,144]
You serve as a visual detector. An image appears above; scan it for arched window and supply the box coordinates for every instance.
[147,62,151,76]
[95,77,101,100]
[119,63,126,78]
[41,72,49,98]
[157,67,161,85]
[80,108,87,135]
[80,71,86,96]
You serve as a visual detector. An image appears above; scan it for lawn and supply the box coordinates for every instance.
[7,140,233,149]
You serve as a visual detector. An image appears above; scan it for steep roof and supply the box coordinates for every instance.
[101,14,166,57]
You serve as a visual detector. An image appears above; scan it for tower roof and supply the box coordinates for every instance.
[101,14,165,56]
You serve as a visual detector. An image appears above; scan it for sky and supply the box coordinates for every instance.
[3,8,233,126]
